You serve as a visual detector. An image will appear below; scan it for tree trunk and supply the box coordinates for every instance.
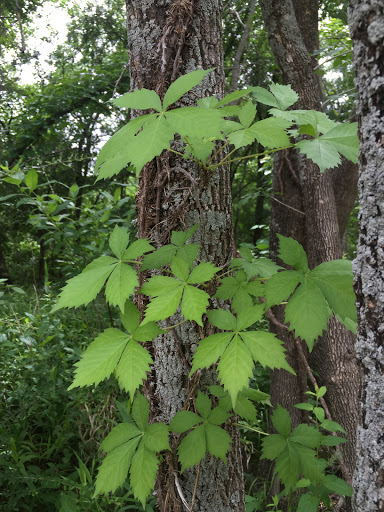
[348,2,384,510]
[259,0,361,486]
[125,1,245,511]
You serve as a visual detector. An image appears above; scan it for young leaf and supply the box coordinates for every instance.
[109,225,129,259]
[130,443,159,507]
[190,332,234,375]
[240,331,294,374]
[68,329,129,389]
[207,309,237,331]
[205,423,232,462]
[52,258,117,311]
[94,436,141,496]
[284,279,331,350]
[163,68,214,110]
[217,335,254,406]
[264,270,301,310]
[116,339,153,397]
[143,423,170,452]
[24,169,38,192]
[113,88,162,112]
[297,493,321,512]
[177,424,206,472]
[132,393,150,431]
[195,391,212,419]
[105,262,139,311]
[169,410,202,433]
[320,419,346,434]
[277,234,309,271]
[123,238,154,260]
[181,285,210,326]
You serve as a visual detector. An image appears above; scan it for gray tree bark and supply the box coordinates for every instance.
[260,0,361,487]
[349,2,384,510]
[125,1,245,511]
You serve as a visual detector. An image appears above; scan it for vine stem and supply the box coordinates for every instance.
[208,144,295,171]
[189,462,201,512]
[232,422,269,436]
[163,318,188,330]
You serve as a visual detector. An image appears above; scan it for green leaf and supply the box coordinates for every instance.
[100,423,141,453]
[121,301,141,333]
[163,69,214,110]
[116,339,153,397]
[105,262,139,311]
[294,403,314,412]
[52,259,117,311]
[216,89,252,107]
[290,424,322,448]
[232,396,257,422]
[141,281,183,322]
[271,405,291,438]
[205,423,231,462]
[275,444,300,490]
[240,331,294,374]
[123,239,154,260]
[248,117,292,148]
[132,393,150,431]
[95,115,150,180]
[238,100,256,128]
[284,280,331,349]
[109,225,129,259]
[187,262,218,284]
[171,225,198,246]
[217,335,254,405]
[171,257,189,281]
[141,245,177,270]
[277,235,309,271]
[236,305,264,331]
[130,443,159,507]
[324,475,353,496]
[170,411,202,433]
[185,136,215,163]
[181,285,210,326]
[241,388,271,404]
[113,88,162,112]
[166,107,226,140]
[310,259,356,322]
[195,391,212,418]
[320,419,346,434]
[269,83,299,110]
[297,494,321,512]
[68,329,129,389]
[176,244,200,268]
[264,270,301,310]
[94,436,141,496]
[271,109,337,135]
[321,122,359,163]
[177,424,206,472]
[313,407,325,423]
[297,137,341,173]
[24,169,38,191]
[143,423,170,452]
[207,405,231,425]
[261,434,287,460]
[190,332,234,375]
[133,321,164,342]
[321,435,347,447]
[207,309,237,331]
[228,127,257,149]
[251,87,280,108]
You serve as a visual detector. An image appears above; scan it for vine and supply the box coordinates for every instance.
[53,69,358,509]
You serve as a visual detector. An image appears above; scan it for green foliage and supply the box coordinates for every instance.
[170,391,231,472]
[94,393,170,507]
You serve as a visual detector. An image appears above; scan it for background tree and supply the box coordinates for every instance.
[348,1,384,510]
[125,1,245,511]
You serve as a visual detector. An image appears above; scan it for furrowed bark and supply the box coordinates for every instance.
[349,1,384,510]
[125,1,245,511]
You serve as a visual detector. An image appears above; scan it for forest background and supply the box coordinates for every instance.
[0,1,382,512]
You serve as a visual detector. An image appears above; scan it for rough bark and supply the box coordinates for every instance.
[259,0,361,485]
[349,1,384,510]
[125,1,245,511]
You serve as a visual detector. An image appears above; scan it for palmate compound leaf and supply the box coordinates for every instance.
[109,225,129,259]
[130,443,160,507]
[264,270,302,310]
[205,423,232,462]
[105,262,139,312]
[251,83,298,110]
[229,116,292,150]
[297,137,341,173]
[284,279,331,351]
[68,328,153,397]
[52,256,118,312]
[277,234,309,271]
[177,425,206,473]
[163,68,214,110]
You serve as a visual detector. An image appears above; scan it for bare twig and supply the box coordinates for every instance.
[15,0,26,53]
[190,462,201,511]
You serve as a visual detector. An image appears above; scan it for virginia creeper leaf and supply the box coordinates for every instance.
[205,423,231,462]
[190,332,234,375]
[169,411,202,433]
[177,424,206,472]
[277,234,309,271]
[240,331,294,374]
[195,391,212,419]
[163,69,214,110]
[116,339,153,397]
[130,443,159,507]
[132,393,150,431]
[143,423,170,452]
[181,285,210,326]
[105,262,139,311]
[113,88,162,112]
[109,225,129,259]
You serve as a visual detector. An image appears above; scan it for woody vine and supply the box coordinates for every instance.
[53,69,358,510]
